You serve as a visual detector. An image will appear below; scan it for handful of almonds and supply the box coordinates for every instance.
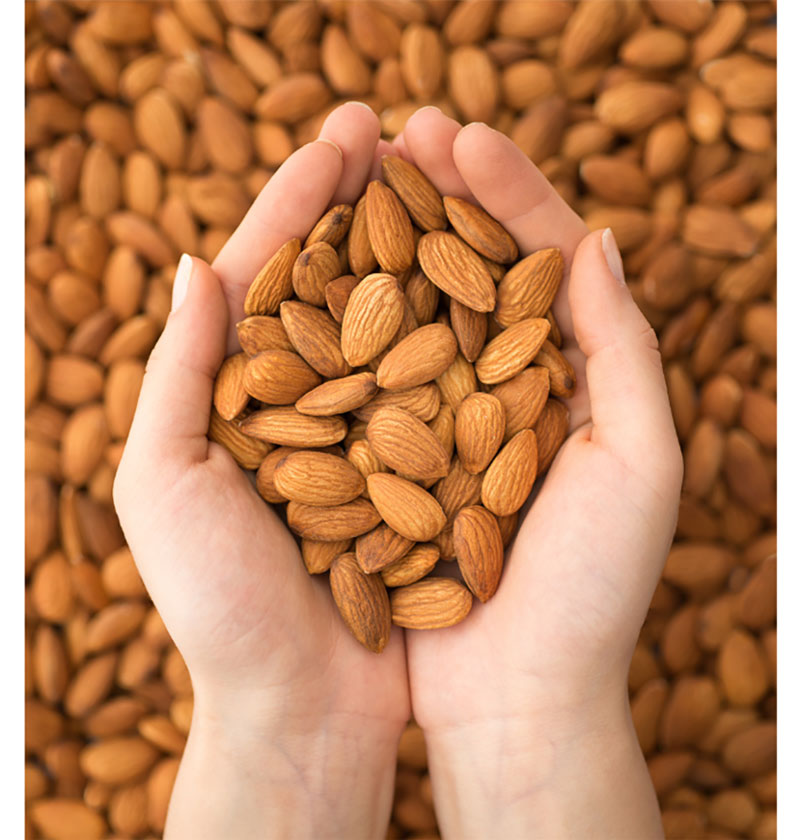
[210,155,572,652]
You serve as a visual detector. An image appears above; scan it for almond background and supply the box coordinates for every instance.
[24,2,776,839]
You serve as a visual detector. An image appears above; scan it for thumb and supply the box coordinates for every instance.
[568,229,683,496]
[122,254,228,476]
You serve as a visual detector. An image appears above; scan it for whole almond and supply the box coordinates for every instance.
[534,399,570,475]
[400,23,443,98]
[330,552,392,653]
[279,300,351,379]
[365,180,415,275]
[305,204,353,249]
[390,577,473,629]
[534,341,575,398]
[355,524,414,574]
[481,429,538,516]
[376,323,458,390]
[381,543,440,588]
[348,194,378,278]
[240,407,347,448]
[324,274,360,323]
[495,248,564,326]
[454,505,504,602]
[417,231,496,312]
[288,499,381,541]
[405,269,440,326]
[352,383,441,423]
[243,349,321,404]
[256,446,298,503]
[436,353,478,410]
[244,238,301,316]
[367,473,447,542]
[455,393,506,474]
[443,196,518,263]
[301,538,352,575]
[475,318,551,384]
[491,366,551,441]
[341,273,406,366]
[367,408,450,481]
[208,409,271,470]
[292,241,341,307]
[449,299,488,363]
[236,315,294,356]
[296,372,378,416]
[273,451,365,506]
[381,155,447,232]
[213,353,249,421]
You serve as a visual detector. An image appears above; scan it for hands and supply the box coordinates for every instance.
[113,102,682,840]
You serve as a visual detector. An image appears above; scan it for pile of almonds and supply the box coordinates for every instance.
[211,155,570,652]
[25,1,776,839]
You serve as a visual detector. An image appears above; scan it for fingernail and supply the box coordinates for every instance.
[171,253,193,312]
[345,100,375,113]
[416,105,442,115]
[601,228,626,286]
[316,138,343,158]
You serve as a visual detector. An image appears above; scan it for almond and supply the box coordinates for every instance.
[212,353,249,421]
[455,393,506,474]
[491,366,551,441]
[324,274,360,323]
[240,407,348,448]
[279,300,351,379]
[449,299,488,363]
[330,552,391,653]
[436,352,478,410]
[533,341,575,398]
[475,318,550,384]
[340,273,406,366]
[448,45,499,123]
[355,524,414,574]
[291,241,341,307]
[429,404,456,462]
[256,446,298,504]
[381,543,440,588]
[381,155,447,232]
[273,451,365,506]
[376,323,458,390]
[367,407,450,481]
[295,372,378,416]
[208,409,271,470]
[494,247,563,326]
[80,736,158,785]
[481,429,538,516]
[301,538,352,575]
[390,577,473,629]
[236,315,294,356]
[417,231,496,312]
[243,238,301,316]
[533,398,570,475]
[433,456,483,524]
[400,23,443,97]
[405,269,440,326]
[243,349,321,404]
[347,194,378,278]
[365,180,415,275]
[453,505,504,602]
[595,81,683,134]
[367,473,447,542]
[443,196,518,263]
[352,383,441,423]
[287,499,381,541]
[30,799,107,840]
[305,204,353,249]
[346,439,387,491]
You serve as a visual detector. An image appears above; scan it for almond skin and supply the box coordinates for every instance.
[355,524,414,574]
[287,499,381,541]
[495,247,564,327]
[481,429,539,516]
[236,316,294,356]
[381,155,447,232]
[475,318,551,384]
[208,409,271,470]
[381,543,440,588]
[242,349,321,404]
[279,300,351,379]
[376,323,459,390]
[240,407,348,447]
[301,539,352,575]
[348,193,378,278]
[330,552,392,653]
[212,352,249,420]
[417,231,497,312]
[325,274,360,323]
[534,399,570,475]
[443,196,518,263]
[352,383,441,423]
[367,407,450,481]
[365,180,415,275]
[305,203,353,248]
[491,366,551,441]
[340,272,406,366]
[367,473,447,542]
[534,340,576,398]
[433,455,483,524]
[453,505,504,602]
[243,238,300,315]
[295,372,378,416]
[436,352,478,410]
[390,577,473,629]
[292,241,342,306]
[449,299,488,363]
[455,392,506,474]
[273,451,365,506]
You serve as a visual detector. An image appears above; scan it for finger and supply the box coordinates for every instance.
[122,255,227,478]
[369,138,397,181]
[212,139,344,350]
[318,101,382,205]
[569,229,683,494]
[401,108,474,200]
[391,130,413,162]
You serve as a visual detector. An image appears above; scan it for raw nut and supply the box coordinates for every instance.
[340,273,406,366]
[273,451,365,506]
[355,524,414,574]
[235,316,293,356]
[352,383,441,423]
[434,456,484,524]
[325,274,360,323]
[208,409,271,470]
[454,393,506,474]
[534,341,576,398]
[329,552,391,653]
[443,196,518,263]
[347,193,378,278]
[453,505,504,602]
[305,204,353,248]
[242,349,321,404]
[367,473,447,542]
[243,238,301,316]
[291,241,342,306]
[240,407,347,447]
[381,543,440,588]
[279,300,351,379]
[475,318,551,384]
[256,446,297,503]
[287,499,381,541]
[534,399,570,474]
[381,155,447,232]
[491,366,551,441]
[494,248,564,326]
[376,323,459,390]
[365,180,415,275]
[367,407,450,481]
[295,372,378,416]
[481,429,538,516]
[417,231,497,312]
[390,577,473,629]
[449,298,488,364]
[212,352,249,420]
[301,538,352,575]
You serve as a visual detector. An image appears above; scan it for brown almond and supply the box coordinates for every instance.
[443,196,518,263]
[279,300,351,379]
[305,204,354,249]
[417,231,496,312]
[475,318,550,384]
[376,323,459,390]
[243,349,321,404]
[455,393,506,475]
[296,372,378,416]
[454,505,504,602]
[390,577,473,629]
[236,315,294,356]
[341,273,406,366]
[355,524,414,574]
[449,299,488,364]
[533,341,575,398]
[381,155,447,233]
[324,274,360,323]
[481,429,538,516]
[495,248,564,326]
[367,408,450,481]
[240,407,348,448]
[352,383,441,423]
[347,194,378,278]
[301,538,352,575]
[330,552,392,653]
[292,241,342,307]
[367,473,447,542]
[534,399,570,475]
[213,353,249,421]
[243,238,301,316]
[273,451,365,506]
[208,409,271,470]
[381,543,440,588]
[365,180,415,275]
[287,499,381,541]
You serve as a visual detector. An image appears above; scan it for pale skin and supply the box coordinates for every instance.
[114,103,682,840]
